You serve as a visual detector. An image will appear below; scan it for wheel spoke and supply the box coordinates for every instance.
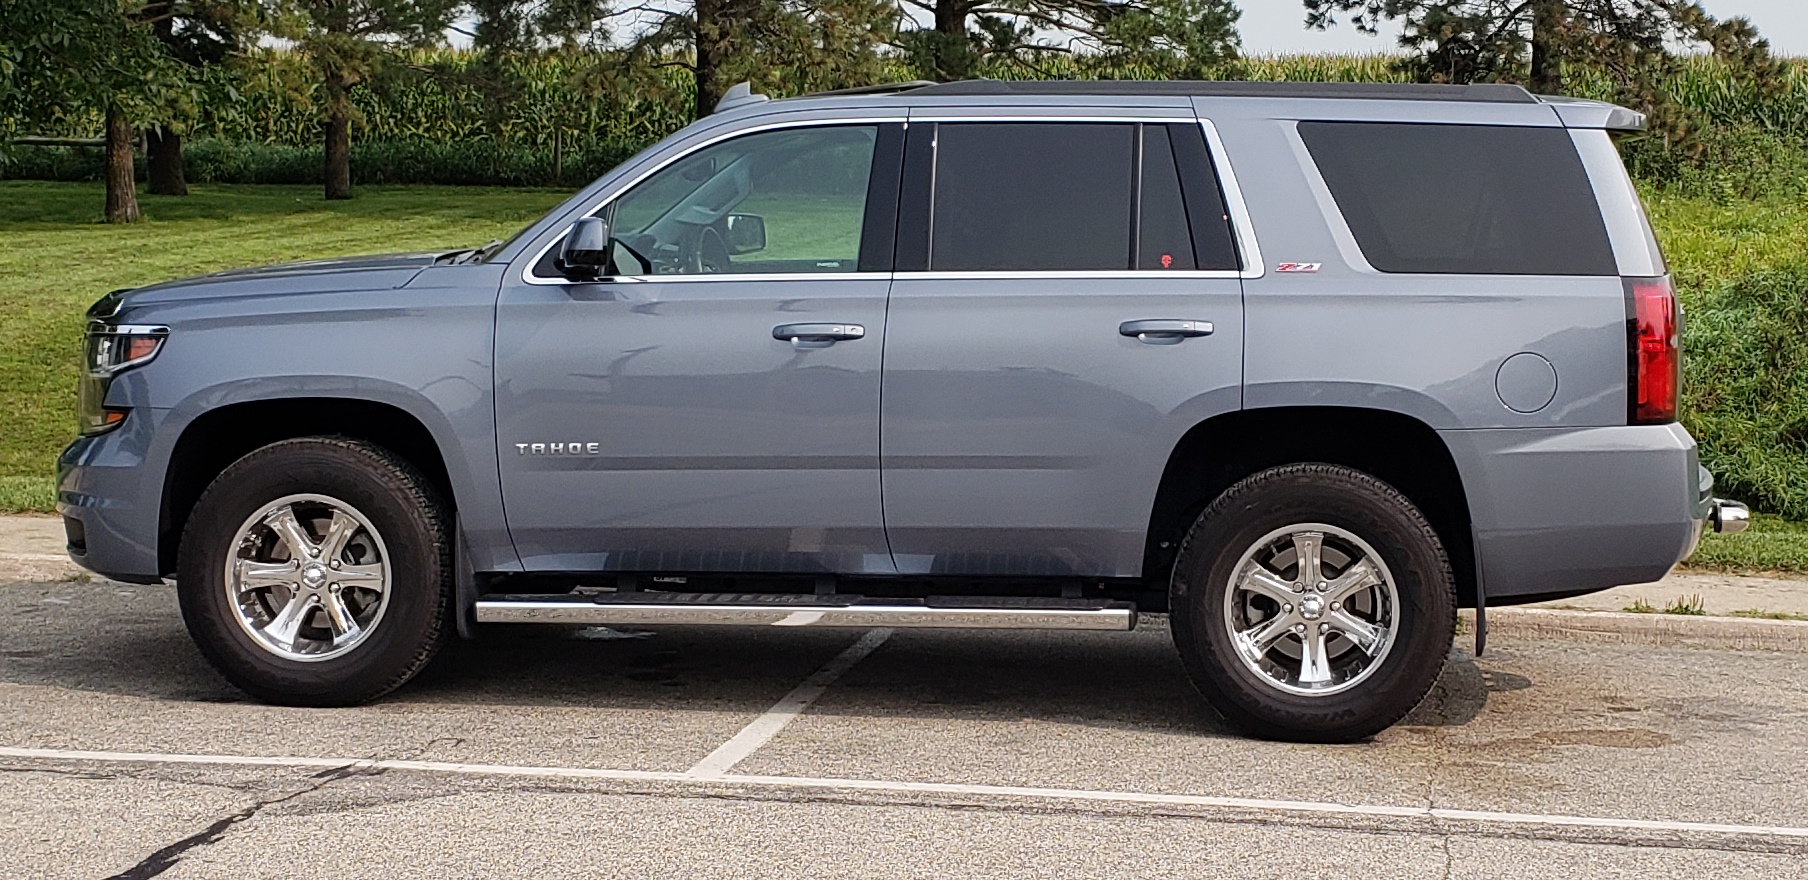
[318,511,359,565]
[321,592,362,643]
[1328,608,1386,655]
[1292,532,1325,587]
[1239,565,1297,605]
[1325,557,1382,605]
[1235,613,1298,662]
[262,594,314,652]
[1298,625,1333,685]
[264,506,318,561]
[333,563,385,590]
[235,558,299,593]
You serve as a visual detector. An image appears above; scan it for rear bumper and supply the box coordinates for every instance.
[1441,423,1710,604]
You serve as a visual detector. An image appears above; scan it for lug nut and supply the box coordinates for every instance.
[1320,623,1330,632]
[1283,604,1293,613]
[1292,623,1305,633]
[330,561,341,570]
[1317,582,1328,592]
[1330,602,1341,612]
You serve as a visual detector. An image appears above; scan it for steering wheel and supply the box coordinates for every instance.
[697,227,733,274]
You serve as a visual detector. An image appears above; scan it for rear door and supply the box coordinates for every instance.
[879,111,1247,578]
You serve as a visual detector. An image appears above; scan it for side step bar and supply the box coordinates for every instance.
[474,593,1136,631]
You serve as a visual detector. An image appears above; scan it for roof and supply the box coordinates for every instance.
[899,80,1540,104]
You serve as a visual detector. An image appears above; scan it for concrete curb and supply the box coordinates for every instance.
[1468,607,1808,654]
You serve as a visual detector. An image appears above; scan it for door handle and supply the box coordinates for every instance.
[773,323,865,349]
[1119,319,1213,345]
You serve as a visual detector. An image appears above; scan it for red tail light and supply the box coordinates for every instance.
[1627,277,1679,424]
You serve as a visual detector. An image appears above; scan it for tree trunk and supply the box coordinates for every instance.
[324,79,353,200]
[104,107,140,224]
[1529,0,1566,95]
[694,0,723,119]
[146,129,187,196]
[930,0,975,81]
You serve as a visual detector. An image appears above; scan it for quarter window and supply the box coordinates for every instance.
[1298,121,1616,276]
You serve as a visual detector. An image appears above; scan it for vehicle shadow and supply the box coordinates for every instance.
[0,584,1494,741]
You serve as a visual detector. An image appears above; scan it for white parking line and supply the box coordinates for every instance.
[687,627,892,778]
[5,744,1807,843]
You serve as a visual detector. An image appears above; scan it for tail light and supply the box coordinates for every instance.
[1626,277,1679,425]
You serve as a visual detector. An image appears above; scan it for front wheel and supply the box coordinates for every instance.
[177,437,452,707]
[1169,463,1456,742]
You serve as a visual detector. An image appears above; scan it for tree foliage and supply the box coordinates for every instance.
[898,0,1241,82]
[267,0,460,198]
[1303,1,1782,135]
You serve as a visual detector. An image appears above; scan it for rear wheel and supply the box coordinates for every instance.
[177,437,452,706]
[1169,463,1456,742]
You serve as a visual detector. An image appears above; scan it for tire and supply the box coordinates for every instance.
[1169,463,1456,743]
[177,437,452,707]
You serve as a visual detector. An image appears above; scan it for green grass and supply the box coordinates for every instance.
[0,181,567,511]
[1686,513,1808,574]
[1729,609,1808,621]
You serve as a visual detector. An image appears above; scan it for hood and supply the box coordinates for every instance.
[120,251,447,307]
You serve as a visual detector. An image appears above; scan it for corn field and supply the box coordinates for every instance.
[134,50,1808,150]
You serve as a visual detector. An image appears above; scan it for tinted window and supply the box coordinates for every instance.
[1138,125,1194,270]
[1298,122,1615,276]
[931,124,1134,271]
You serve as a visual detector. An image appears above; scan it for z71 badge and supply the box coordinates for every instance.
[1276,262,1322,273]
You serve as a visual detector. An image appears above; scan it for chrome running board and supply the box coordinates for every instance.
[474,594,1136,631]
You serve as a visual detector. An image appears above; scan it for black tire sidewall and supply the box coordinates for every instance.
[1170,464,1456,742]
[177,438,450,706]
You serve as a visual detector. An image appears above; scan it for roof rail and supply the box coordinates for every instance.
[714,82,770,114]
[807,81,938,97]
[904,80,1539,104]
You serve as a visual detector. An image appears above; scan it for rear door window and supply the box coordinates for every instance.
[926,122,1240,273]
[1298,121,1616,276]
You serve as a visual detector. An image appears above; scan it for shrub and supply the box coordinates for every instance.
[1683,264,1808,520]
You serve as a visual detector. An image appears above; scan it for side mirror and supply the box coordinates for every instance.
[723,213,767,255]
[557,217,612,280]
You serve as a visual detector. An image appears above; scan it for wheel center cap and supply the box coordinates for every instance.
[301,564,328,588]
[1300,595,1325,620]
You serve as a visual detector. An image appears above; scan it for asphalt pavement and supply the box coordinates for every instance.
[4,568,1808,879]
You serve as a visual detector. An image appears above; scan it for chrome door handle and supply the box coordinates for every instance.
[1119,319,1213,345]
[773,322,865,349]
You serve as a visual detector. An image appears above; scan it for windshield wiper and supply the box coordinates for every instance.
[434,240,504,265]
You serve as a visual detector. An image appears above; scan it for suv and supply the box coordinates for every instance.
[60,80,1748,743]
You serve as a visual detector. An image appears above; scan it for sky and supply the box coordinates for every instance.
[1236,1,1808,57]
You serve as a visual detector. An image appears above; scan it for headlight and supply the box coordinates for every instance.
[79,323,168,436]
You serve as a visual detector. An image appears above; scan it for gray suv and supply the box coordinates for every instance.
[59,80,1749,742]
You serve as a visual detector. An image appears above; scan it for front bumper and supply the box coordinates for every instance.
[57,417,165,585]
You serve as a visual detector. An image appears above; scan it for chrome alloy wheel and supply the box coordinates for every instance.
[224,494,392,662]
[1222,523,1400,697]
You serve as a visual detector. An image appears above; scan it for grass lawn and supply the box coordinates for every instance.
[3,180,1807,575]
[0,181,567,513]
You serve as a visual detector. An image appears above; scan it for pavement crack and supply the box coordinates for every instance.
[99,760,365,880]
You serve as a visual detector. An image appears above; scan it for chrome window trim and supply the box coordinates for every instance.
[520,116,906,286]
[898,270,1244,281]
[1198,118,1265,280]
[522,113,1259,285]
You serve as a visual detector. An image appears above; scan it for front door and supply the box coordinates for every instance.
[880,117,1246,578]
[497,122,902,575]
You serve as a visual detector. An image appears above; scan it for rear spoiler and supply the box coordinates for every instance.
[1538,95,1647,132]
